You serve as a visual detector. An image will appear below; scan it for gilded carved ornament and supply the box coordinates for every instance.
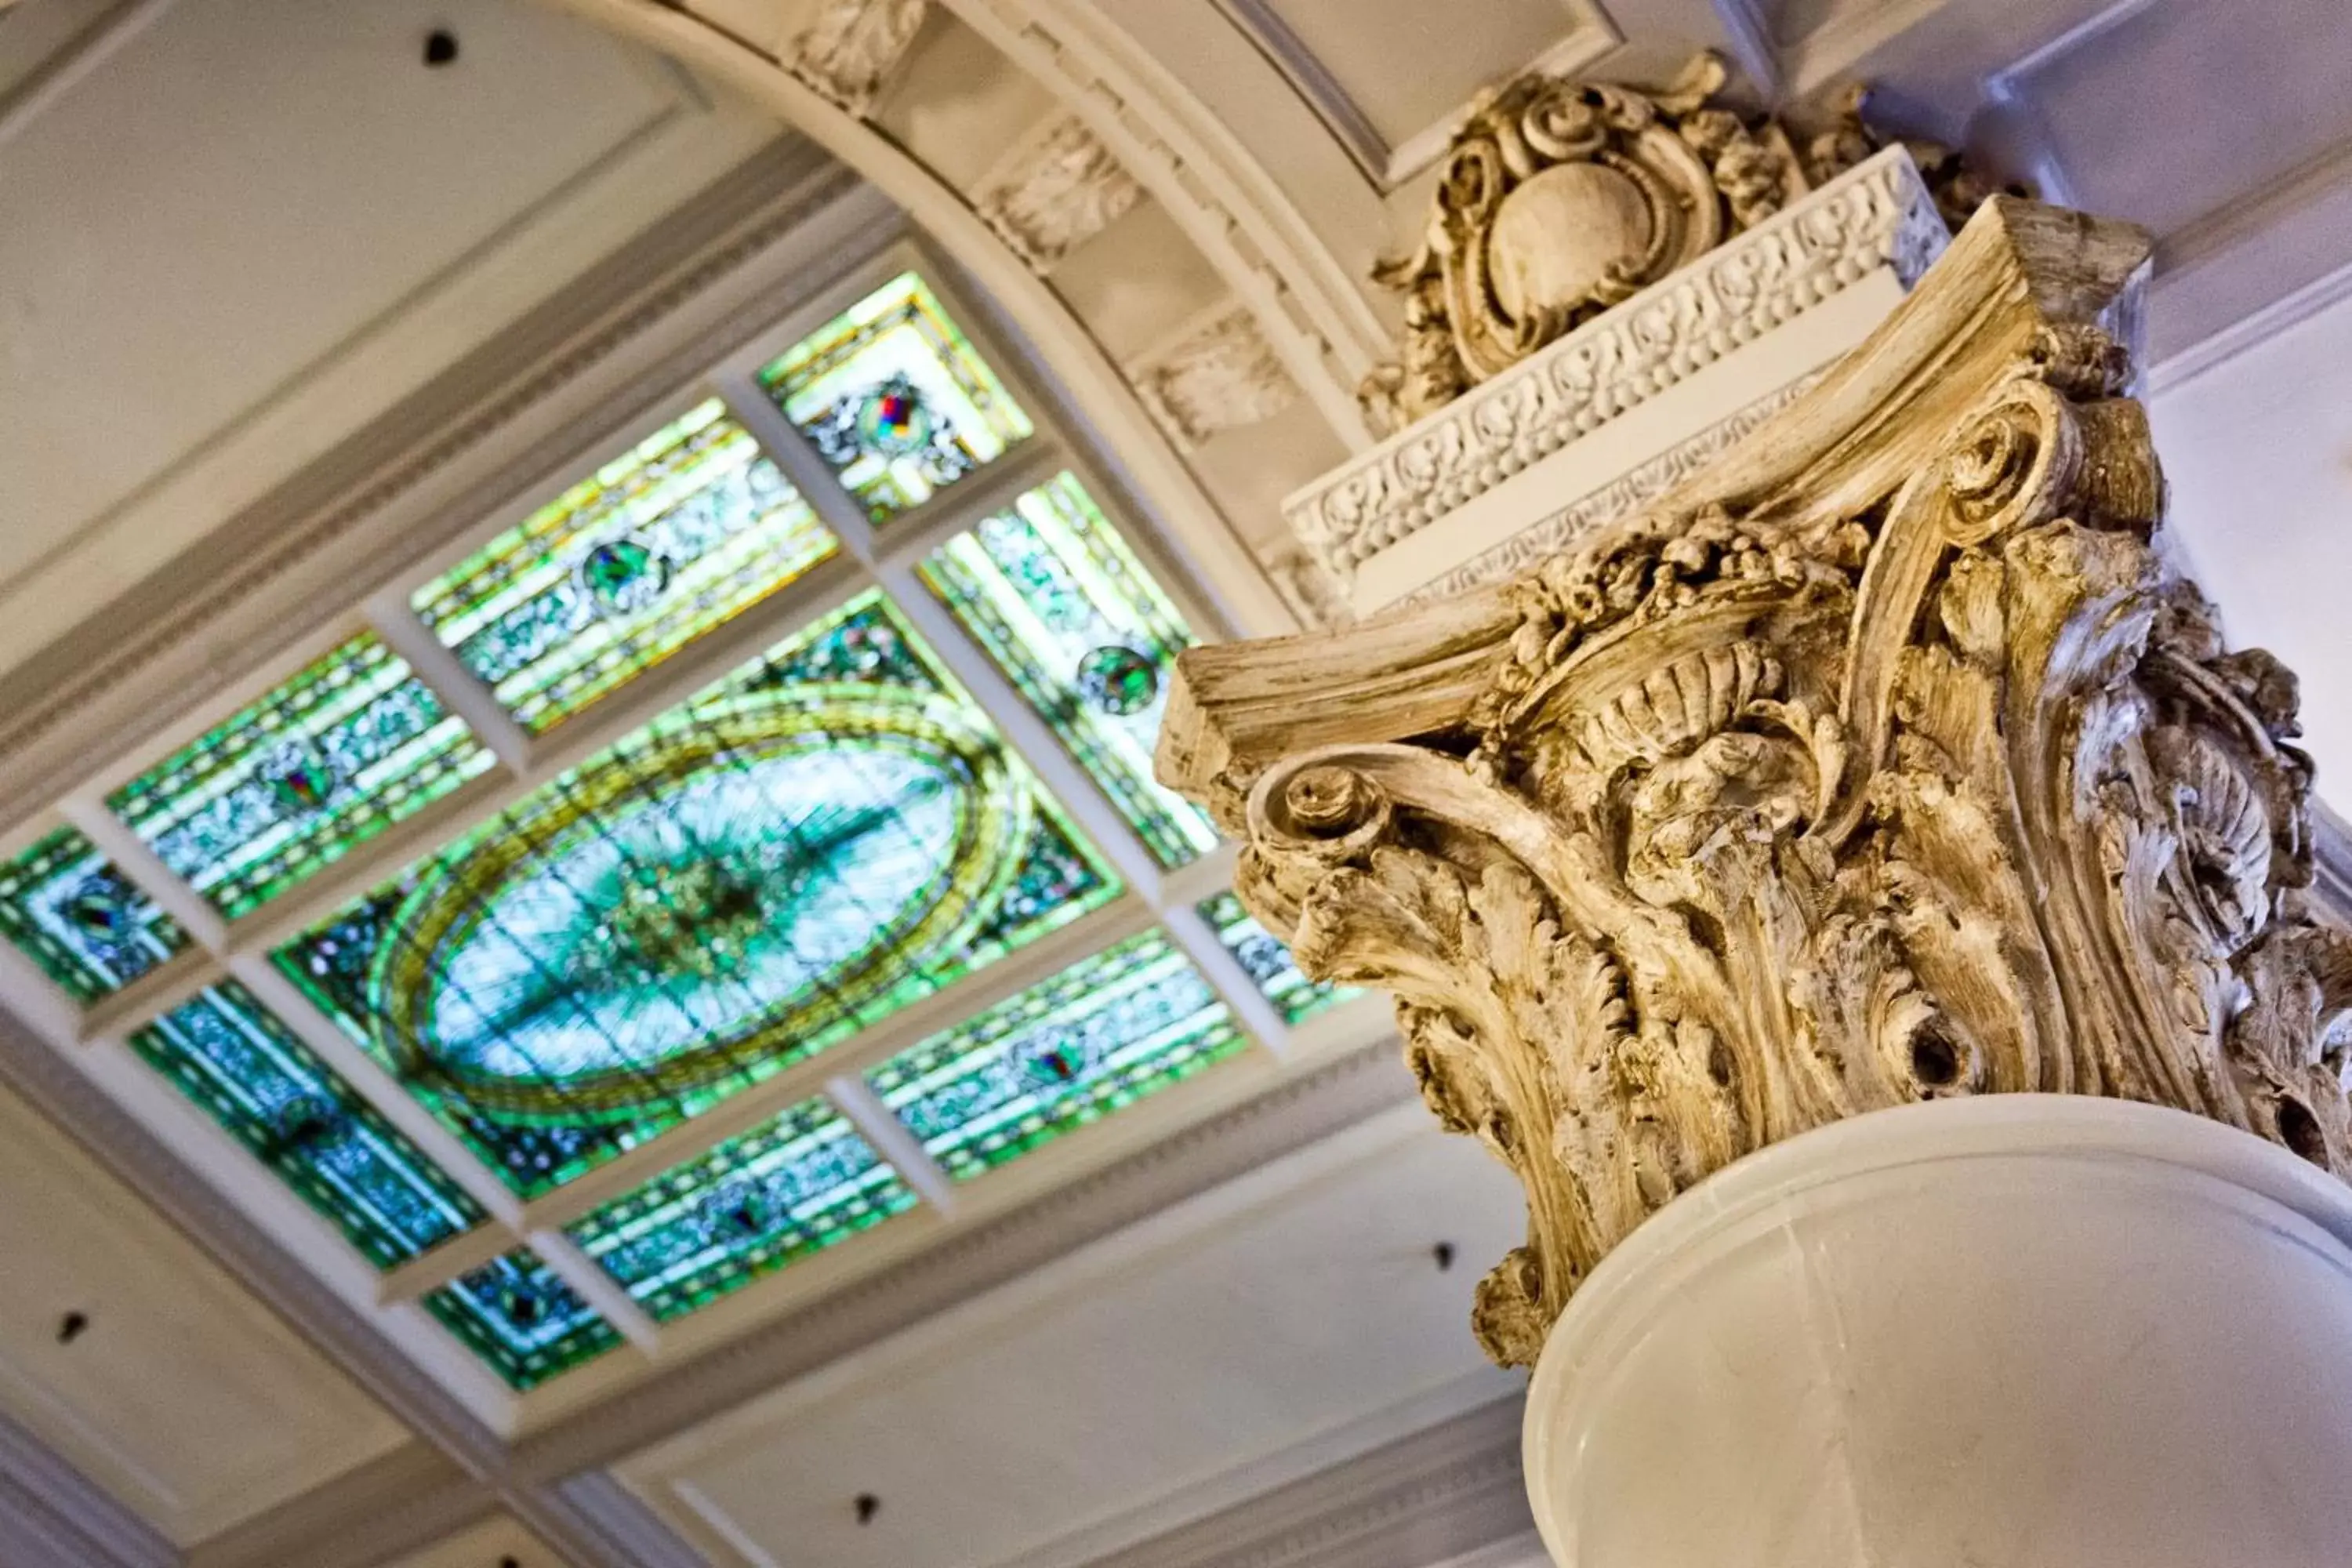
[1160,199,2352,1367]
[1362,52,2013,434]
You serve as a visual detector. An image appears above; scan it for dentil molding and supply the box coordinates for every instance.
[1160,197,2352,1367]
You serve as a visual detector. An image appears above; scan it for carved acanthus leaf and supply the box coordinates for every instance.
[1160,198,2352,1367]
[1131,302,1298,450]
[975,112,1142,272]
[789,0,927,118]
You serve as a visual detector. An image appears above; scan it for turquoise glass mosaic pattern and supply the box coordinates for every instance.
[1196,891,1356,1025]
[422,1249,619,1391]
[274,594,1119,1197]
[757,273,1033,521]
[920,472,1216,867]
[129,984,484,1269]
[0,827,188,1000]
[108,635,495,920]
[868,932,1245,1180]
[568,1097,915,1321]
[411,400,837,735]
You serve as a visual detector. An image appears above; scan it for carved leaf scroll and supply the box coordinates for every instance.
[1159,198,2352,1367]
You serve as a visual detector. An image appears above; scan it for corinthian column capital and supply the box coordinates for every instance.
[1156,198,2352,1368]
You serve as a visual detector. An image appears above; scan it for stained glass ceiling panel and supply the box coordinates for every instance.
[757,272,1033,522]
[423,1247,620,1392]
[274,593,1119,1197]
[129,983,485,1270]
[868,931,1245,1181]
[0,827,189,1000]
[568,1095,914,1323]
[1196,891,1356,1025]
[109,633,496,920]
[920,472,1217,868]
[411,400,837,736]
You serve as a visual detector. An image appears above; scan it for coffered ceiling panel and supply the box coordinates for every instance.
[387,1512,559,1568]
[0,1075,409,1546]
[619,1109,1526,1568]
[0,0,779,674]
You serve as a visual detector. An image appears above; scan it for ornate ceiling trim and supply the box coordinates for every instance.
[0,1403,176,1568]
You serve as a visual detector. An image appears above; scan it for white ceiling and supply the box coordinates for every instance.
[617,1107,1526,1568]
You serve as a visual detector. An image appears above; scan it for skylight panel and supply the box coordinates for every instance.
[567,1096,915,1322]
[757,272,1033,521]
[108,633,495,920]
[129,984,485,1269]
[0,826,189,1000]
[1196,891,1356,1025]
[919,471,1218,868]
[410,400,837,735]
[866,931,1244,1181]
[272,593,1120,1198]
[422,1247,620,1392]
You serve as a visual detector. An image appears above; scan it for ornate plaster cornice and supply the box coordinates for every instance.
[1160,198,2352,1367]
[975,110,1145,272]
[1290,146,1944,592]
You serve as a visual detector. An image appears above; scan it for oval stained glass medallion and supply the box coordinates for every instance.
[366,690,1033,1120]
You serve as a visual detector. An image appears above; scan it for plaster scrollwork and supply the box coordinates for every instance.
[1157,198,2352,1367]
[1132,302,1301,451]
[1294,147,1944,587]
[789,0,928,117]
[974,111,1143,271]
[1360,50,2011,435]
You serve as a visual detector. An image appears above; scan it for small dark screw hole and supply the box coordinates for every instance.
[2278,1098,2328,1167]
[423,29,459,67]
[1432,1241,1456,1272]
[1910,1026,1961,1090]
[498,1557,521,1568]
[855,1493,880,1526]
[56,1311,87,1345]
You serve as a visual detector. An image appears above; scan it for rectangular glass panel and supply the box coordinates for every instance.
[568,1097,914,1322]
[0,827,188,1000]
[920,472,1217,868]
[411,400,837,735]
[1196,891,1357,1025]
[130,983,484,1269]
[422,1248,619,1392]
[867,931,1245,1181]
[109,634,495,920]
[757,272,1033,521]
[274,593,1120,1197]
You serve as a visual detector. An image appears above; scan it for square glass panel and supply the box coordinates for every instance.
[568,1097,914,1322]
[0,827,188,1000]
[1196,891,1357,1025]
[757,272,1033,521]
[130,984,484,1269]
[867,931,1245,1181]
[920,472,1217,867]
[422,1248,619,1392]
[274,593,1120,1197]
[411,400,837,735]
[109,634,496,920]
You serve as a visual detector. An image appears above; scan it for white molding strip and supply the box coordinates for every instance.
[0,1403,178,1568]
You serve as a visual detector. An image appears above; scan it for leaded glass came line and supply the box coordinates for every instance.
[758,273,1033,521]
[568,1097,915,1321]
[920,472,1218,867]
[421,1248,620,1391]
[867,931,1245,1180]
[411,401,837,735]
[108,634,496,920]
[0,827,189,1000]
[274,594,1118,1198]
[130,984,485,1269]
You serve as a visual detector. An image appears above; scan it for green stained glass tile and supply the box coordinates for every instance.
[568,1097,915,1321]
[868,932,1246,1181]
[130,983,484,1269]
[0,828,188,1000]
[108,634,496,920]
[274,592,1120,1198]
[411,401,838,735]
[919,472,1218,869]
[1196,891,1357,1025]
[757,272,1033,521]
[423,1249,619,1392]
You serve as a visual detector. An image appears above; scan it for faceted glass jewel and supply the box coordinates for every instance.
[422,1248,619,1392]
[0,827,189,1000]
